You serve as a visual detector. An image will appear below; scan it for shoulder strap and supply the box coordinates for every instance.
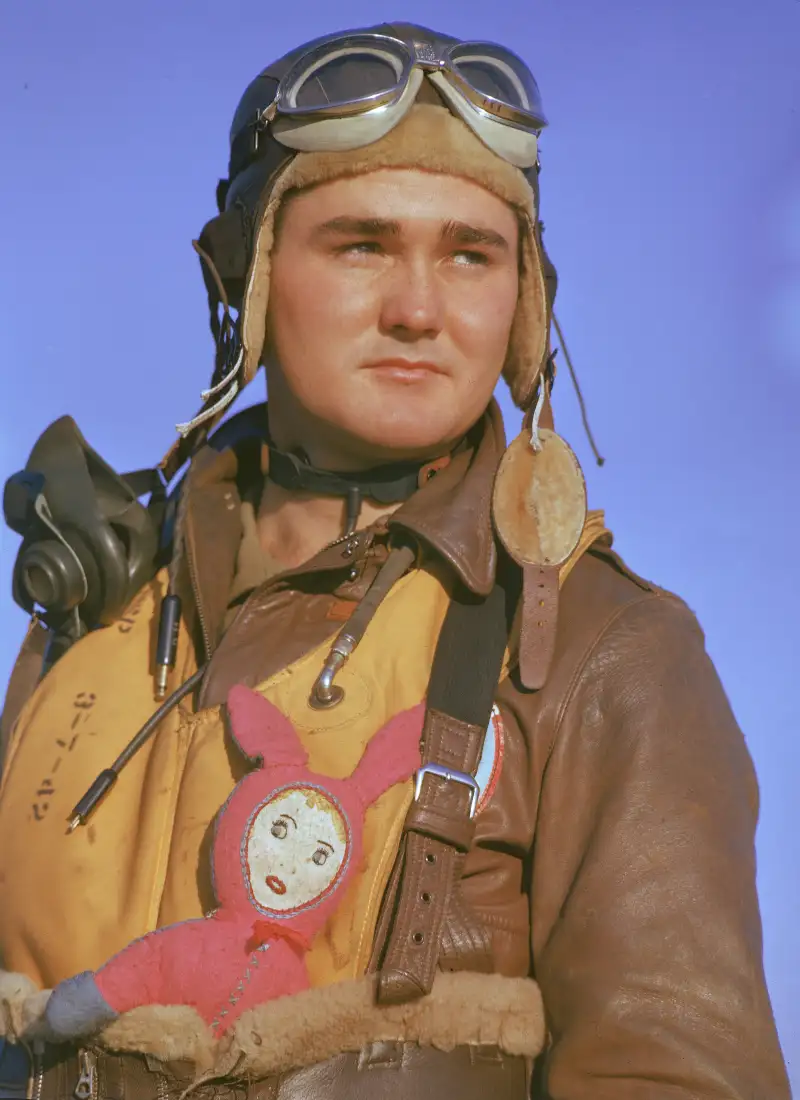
[374,576,513,1004]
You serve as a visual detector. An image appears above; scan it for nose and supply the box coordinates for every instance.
[379,255,444,340]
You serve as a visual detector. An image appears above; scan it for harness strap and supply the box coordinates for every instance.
[375,578,512,1004]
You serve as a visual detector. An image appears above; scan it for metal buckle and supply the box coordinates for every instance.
[414,763,480,820]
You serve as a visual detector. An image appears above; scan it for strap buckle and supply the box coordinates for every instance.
[414,763,480,820]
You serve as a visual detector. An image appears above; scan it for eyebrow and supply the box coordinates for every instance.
[314,215,511,252]
[441,219,511,252]
[279,813,297,829]
[316,839,335,852]
[316,216,401,239]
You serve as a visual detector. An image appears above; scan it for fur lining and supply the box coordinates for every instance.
[223,971,544,1078]
[240,103,549,409]
[1,969,544,1079]
[0,970,50,1041]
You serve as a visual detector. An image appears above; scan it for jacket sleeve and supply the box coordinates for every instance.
[528,593,790,1098]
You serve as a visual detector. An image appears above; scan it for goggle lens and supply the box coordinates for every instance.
[282,40,407,111]
[449,44,545,125]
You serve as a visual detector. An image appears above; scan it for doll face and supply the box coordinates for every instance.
[245,786,349,913]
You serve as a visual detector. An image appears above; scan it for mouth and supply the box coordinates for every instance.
[265,875,287,895]
[363,358,447,383]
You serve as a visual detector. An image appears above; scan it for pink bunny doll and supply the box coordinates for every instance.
[45,685,424,1038]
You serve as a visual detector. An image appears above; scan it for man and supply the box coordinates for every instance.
[0,21,790,1100]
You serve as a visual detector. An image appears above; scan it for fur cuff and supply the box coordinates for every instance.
[222,970,545,1078]
[0,970,50,1041]
[1,969,545,1079]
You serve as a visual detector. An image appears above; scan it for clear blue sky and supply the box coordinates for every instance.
[1,0,798,1084]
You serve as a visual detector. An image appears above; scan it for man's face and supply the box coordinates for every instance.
[266,168,520,465]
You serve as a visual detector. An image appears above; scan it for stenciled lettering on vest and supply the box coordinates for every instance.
[31,690,98,823]
[116,589,150,635]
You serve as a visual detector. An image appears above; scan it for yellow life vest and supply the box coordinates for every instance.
[0,513,607,991]
[0,566,451,990]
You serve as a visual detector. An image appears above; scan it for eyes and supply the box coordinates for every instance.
[270,817,332,866]
[337,240,490,267]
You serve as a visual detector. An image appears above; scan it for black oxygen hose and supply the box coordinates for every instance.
[66,665,207,833]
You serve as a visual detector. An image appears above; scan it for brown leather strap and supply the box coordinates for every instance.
[376,709,491,1005]
[374,574,511,1004]
[41,1043,529,1100]
[519,563,559,690]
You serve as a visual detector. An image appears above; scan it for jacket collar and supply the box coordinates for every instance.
[390,400,505,597]
[181,401,506,653]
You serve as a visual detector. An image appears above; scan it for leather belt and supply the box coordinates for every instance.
[38,1042,530,1100]
[375,579,512,1003]
[519,563,559,690]
[375,708,493,1003]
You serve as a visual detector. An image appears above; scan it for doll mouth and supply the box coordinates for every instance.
[265,875,287,895]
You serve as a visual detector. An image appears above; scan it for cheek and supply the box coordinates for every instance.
[449,271,519,364]
[268,259,376,384]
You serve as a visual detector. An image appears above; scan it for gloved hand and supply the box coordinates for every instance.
[44,972,118,1041]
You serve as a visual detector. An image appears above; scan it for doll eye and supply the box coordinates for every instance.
[312,848,329,866]
[271,819,288,840]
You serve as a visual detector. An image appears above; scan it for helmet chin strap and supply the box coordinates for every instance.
[265,444,437,536]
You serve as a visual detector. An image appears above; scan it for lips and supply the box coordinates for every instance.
[363,358,446,379]
[265,874,287,895]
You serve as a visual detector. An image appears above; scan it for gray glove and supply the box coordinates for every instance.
[44,972,118,1041]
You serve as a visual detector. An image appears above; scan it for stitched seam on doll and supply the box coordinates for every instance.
[211,943,271,1034]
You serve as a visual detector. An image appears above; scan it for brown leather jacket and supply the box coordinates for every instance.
[1,403,790,1098]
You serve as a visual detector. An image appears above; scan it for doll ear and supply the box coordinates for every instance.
[226,685,308,766]
[350,703,424,808]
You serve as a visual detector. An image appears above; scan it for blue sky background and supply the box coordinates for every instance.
[1,0,798,1084]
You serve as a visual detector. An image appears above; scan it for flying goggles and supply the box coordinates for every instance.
[232,30,547,171]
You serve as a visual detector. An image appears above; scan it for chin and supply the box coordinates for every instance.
[340,406,468,461]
